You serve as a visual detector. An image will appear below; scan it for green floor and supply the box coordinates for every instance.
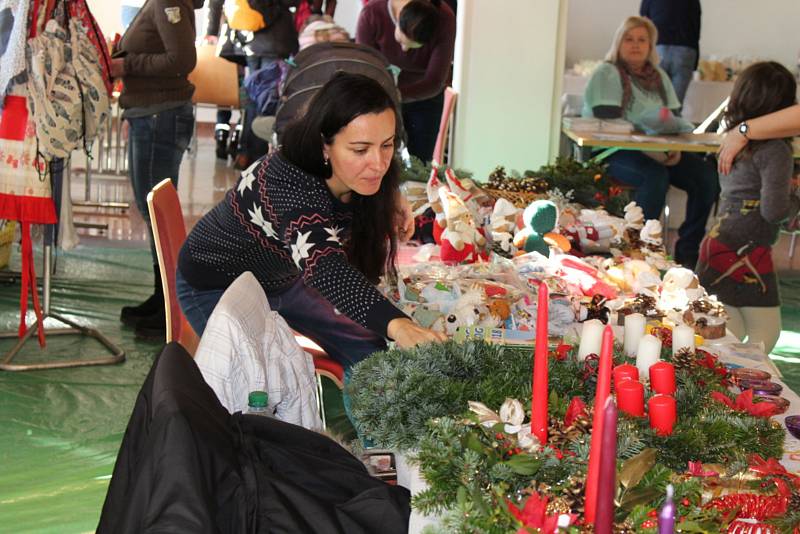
[0,246,797,533]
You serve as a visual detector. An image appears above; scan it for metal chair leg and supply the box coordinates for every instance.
[0,245,125,371]
[316,373,328,430]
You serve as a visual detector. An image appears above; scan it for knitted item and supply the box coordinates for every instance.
[0,0,30,98]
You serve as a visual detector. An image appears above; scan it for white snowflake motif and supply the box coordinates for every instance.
[247,204,277,239]
[236,161,260,195]
[324,226,342,245]
[291,231,314,267]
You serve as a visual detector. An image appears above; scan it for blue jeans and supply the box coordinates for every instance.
[127,103,194,263]
[241,56,273,161]
[607,150,719,265]
[402,91,444,163]
[657,45,697,105]
[175,269,387,370]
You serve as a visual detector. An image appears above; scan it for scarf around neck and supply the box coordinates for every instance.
[614,61,667,110]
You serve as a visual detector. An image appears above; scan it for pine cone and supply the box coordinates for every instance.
[548,414,592,450]
[561,474,586,515]
[789,491,800,511]
[673,347,696,370]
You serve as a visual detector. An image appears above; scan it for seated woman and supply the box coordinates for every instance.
[176,73,446,375]
[582,15,719,268]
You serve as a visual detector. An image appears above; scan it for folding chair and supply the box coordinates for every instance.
[147,179,200,354]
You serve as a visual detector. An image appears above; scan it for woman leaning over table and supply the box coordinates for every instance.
[176,73,446,376]
[582,16,719,269]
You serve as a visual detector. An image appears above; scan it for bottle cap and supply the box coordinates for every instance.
[248,391,268,408]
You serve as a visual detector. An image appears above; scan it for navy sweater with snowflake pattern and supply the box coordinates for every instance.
[177,152,408,337]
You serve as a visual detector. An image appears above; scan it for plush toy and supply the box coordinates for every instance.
[659,266,703,311]
[513,200,570,256]
[623,201,644,229]
[490,198,518,233]
[443,291,485,335]
[426,168,448,244]
[640,219,663,246]
[439,189,487,264]
[444,168,480,203]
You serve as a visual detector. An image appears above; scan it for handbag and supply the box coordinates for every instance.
[189,43,240,107]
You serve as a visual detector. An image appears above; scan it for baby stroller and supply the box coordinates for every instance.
[271,41,401,142]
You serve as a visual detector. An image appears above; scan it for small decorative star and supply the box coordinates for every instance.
[291,231,314,267]
[247,204,277,238]
[236,161,260,194]
[324,226,343,244]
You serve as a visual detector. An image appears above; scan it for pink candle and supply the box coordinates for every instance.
[595,397,618,534]
[648,395,677,436]
[616,379,645,417]
[531,281,549,444]
[649,361,676,395]
[613,363,639,391]
[584,325,614,524]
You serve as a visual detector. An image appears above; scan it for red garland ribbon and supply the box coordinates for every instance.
[710,389,781,418]
[580,353,600,382]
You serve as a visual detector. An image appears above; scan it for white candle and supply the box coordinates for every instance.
[578,319,604,360]
[623,313,646,357]
[672,324,696,356]
[636,334,662,377]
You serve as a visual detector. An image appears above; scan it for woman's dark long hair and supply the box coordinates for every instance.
[399,0,441,44]
[280,72,401,284]
[723,61,797,148]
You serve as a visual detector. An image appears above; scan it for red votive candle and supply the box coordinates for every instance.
[648,395,677,436]
[613,363,639,391]
[616,379,645,417]
[649,361,676,395]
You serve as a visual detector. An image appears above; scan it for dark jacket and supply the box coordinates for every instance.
[640,0,701,51]
[207,0,299,60]
[116,0,203,108]
[97,342,410,533]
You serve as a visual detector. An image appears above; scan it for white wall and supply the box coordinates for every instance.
[567,0,800,70]
[452,0,567,180]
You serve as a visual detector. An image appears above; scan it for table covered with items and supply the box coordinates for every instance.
[345,162,800,533]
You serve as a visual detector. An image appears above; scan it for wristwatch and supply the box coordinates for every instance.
[738,122,750,139]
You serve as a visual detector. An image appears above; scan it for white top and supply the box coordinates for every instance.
[194,272,322,431]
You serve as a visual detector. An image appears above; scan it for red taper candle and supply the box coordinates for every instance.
[584,325,614,524]
[613,363,639,391]
[531,281,549,444]
[648,394,677,436]
[595,397,618,534]
[649,361,676,395]
[616,379,645,417]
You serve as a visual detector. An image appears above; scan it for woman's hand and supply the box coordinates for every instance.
[387,317,447,348]
[718,130,748,175]
[203,35,219,45]
[394,194,416,242]
[663,151,681,166]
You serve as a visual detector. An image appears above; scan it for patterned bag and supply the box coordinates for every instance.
[25,15,110,160]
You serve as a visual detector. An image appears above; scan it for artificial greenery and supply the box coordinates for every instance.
[397,154,631,217]
[348,339,792,532]
[533,157,630,217]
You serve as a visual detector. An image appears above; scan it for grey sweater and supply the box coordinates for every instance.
[715,139,798,248]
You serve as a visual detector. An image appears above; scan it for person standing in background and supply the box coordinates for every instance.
[640,0,701,106]
[356,0,455,163]
[206,0,299,170]
[112,0,202,339]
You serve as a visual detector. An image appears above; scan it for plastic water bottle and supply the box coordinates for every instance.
[247,391,272,417]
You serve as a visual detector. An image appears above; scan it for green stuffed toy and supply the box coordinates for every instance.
[513,200,558,256]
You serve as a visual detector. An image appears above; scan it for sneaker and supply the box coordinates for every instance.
[120,293,163,327]
[134,308,167,342]
[228,125,242,159]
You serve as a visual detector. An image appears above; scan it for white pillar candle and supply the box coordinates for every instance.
[623,313,646,357]
[672,324,696,356]
[636,334,662,377]
[577,319,604,360]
